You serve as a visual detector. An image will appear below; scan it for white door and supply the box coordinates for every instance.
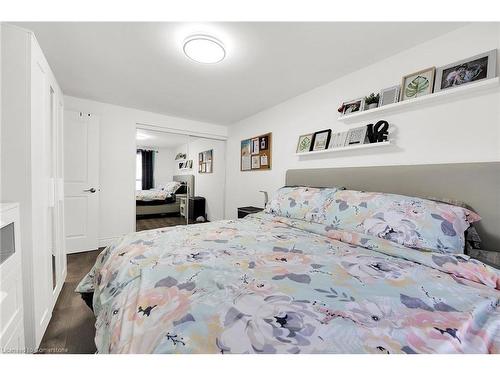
[64,110,100,253]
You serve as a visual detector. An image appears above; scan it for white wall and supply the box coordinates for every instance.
[188,138,226,221]
[153,147,176,188]
[64,96,227,246]
[225,23,500,219]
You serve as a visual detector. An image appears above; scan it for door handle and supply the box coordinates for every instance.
[83,188,96,193]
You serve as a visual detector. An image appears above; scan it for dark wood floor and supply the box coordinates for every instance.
[38,250,100,354]
[38,216,195,354]
[136,214,187,231]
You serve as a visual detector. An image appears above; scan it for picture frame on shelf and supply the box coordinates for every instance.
[341,98,365,115]
[434,49,497,93]
[329,131,347,149]
[379,85,401,106]
[400,67,435,101]
[346,126,368,146]
[296,133,313,153]
[311,129,332,151]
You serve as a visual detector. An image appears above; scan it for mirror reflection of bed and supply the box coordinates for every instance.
[135,129,202,231]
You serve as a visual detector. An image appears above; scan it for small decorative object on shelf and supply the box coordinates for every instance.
[175,152,187,160]
[311,129,331,151]
[401,67,436,101]
[379,85,401,106]
[364,93,380,110]
[366,120,389,143]
[434,49,497,93]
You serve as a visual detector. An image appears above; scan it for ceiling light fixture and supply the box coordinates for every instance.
[183,35,225,64]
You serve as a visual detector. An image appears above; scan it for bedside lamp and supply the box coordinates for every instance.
[259,190,268,207]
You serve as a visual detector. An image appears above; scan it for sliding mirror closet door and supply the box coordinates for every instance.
[134,127,226,230]
[135,129,191,229]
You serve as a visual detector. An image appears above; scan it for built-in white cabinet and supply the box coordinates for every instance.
[1,24,66,351]
[0,203,25,353]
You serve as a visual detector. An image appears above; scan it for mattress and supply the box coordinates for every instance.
[76,212,500,354]
[136,196,176,206]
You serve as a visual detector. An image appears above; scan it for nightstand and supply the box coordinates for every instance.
[181,196,206,221]
[238,206,263,218]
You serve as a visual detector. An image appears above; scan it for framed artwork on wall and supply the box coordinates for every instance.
[241,132,272,171]
[198,149,213,174]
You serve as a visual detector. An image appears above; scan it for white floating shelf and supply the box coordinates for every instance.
[295,140,393,156]
[338,77,499,124]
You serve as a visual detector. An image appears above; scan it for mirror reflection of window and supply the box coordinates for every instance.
[136,151,142,189]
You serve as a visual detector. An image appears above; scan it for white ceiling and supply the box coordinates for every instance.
[15,22,465,125]
[136,129,189,149]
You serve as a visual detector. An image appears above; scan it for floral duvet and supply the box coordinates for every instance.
[135,189,172,201]
[77,213,500,354]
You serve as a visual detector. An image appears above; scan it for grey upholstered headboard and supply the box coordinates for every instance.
[173,174,195,198]
[286,162,500,251]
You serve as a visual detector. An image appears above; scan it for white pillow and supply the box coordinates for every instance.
[162,181,182,195]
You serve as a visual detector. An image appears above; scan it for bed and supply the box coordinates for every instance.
[77,163,500,354]
[136,175,194,217]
